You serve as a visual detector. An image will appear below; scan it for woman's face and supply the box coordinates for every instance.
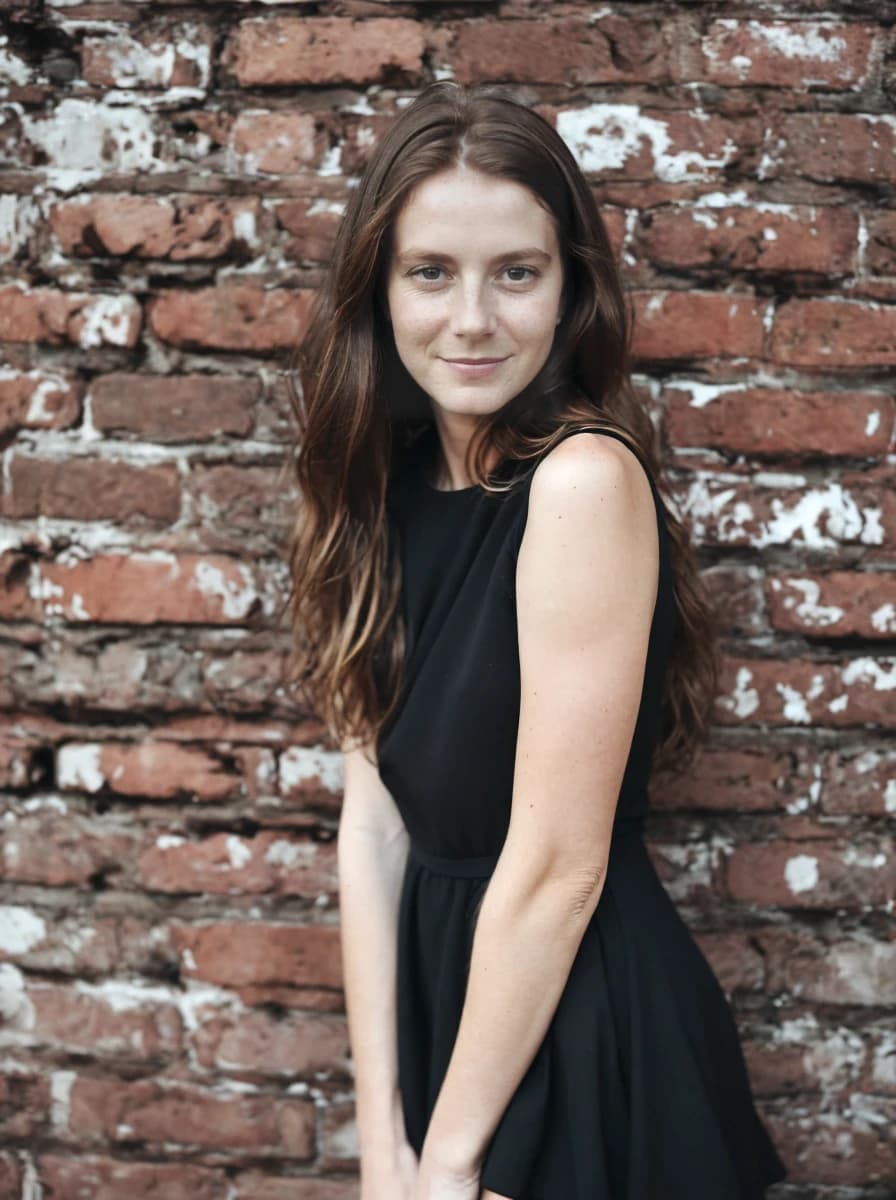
[385,164,565,427]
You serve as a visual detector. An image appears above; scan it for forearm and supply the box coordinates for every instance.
[422,854,602,1173]
[337,822,410,1161]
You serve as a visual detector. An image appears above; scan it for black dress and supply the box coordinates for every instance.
[376,422,787,1199]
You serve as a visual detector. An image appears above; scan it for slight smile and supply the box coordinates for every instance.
[441,356,509,378]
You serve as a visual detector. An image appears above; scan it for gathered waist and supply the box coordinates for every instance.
[407,815,646,879]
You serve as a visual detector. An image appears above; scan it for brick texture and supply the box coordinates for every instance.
[1,2,894,1197]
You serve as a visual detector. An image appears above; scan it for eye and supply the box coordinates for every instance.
[502,266,539,284]
[409,266,447,284]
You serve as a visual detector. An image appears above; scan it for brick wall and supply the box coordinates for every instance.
[0,2,894,1197]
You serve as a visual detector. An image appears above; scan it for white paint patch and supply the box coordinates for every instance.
[785,854,819,894]
[279,745,344,793]
[841,657,896,691]
[865,410,881,437]
[57,743,104,792]
[773,578,845,628]
[719,666,759,719]
[753,471,807,488]
[21,99,158,190]
[0,963,35,1028]
[775,682,812,724]
[225,836,252,870]
[885,780,896,814]
[557,103,738,183]
[156,834,185,850]
[232,208,258,247]
[870,603,895,634]
[679,379,751,409]
[192,561,259,620]
[752,22,847,64]
[50,1070,76,1129]
[77,295,138,349]
[264,839,313,870]
[0,37,31,85]
[317,144,342,177]
[0,907,47,954]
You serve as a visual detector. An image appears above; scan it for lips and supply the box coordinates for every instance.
[443,357,507,364]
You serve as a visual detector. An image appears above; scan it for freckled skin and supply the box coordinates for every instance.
[385,164,565,488]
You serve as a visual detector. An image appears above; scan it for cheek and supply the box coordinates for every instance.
[389,293,445,344]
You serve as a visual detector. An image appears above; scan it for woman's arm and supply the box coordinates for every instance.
[420,432,660,1178]
[338,738,411,1172]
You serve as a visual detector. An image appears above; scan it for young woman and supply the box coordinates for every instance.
[289,81,787,1200]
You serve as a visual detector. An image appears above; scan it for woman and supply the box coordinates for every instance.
[288,81,786,1200]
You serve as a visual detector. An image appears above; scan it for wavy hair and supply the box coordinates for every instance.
[286,81,720,776]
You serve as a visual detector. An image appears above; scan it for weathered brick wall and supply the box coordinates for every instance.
[0,1,894,1197]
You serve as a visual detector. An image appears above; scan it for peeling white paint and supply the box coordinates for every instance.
[0,963,34,1028]
[225,835,252,870]
[74,979,177,1012]
[265,839,313,869]
[752,22,847,64]
[50,1070,76,1129]
[0,907,47,954]
[870,603,895,634]
[77,295,137,349]
[192,561,259,620]
[885,780,896,814]
[718,666,759,719]
[57,743,104,792]
[557,103,738,183]
[21,99,158,190]
[841,657,896,691]
[865,410,881,437]
[771,577,845,628]
[279,745,344,793]
[156,834,185,850]
[317,144,342,177]
[785,854,819,894]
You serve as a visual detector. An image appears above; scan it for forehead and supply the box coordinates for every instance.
[391,166,557,252]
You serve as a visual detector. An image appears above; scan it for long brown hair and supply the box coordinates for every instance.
[287,81,719,775]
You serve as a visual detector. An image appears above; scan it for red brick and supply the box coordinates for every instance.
[148,285,313,351]
[90,373,258,441]
[0,909,119,976]
[4,457,180,522]
[190,1005,349,1077]
[318,1098,357,1169]
[820,744,896,817]
[57,741,241,802]
[232,1175,358,1200]
[0,735,44,788]
[0,1070,51,1140]
[700,565,765,636]
[664,384,893,457]
[25,981,183,1059]
[724,836,895,909]
[81,27,212,90]
[553,105,761,184]
[67,1076,315,1157]
[173,922,342,990]
[701,20,875,89]
[0,1153,21,1197]
[450,16,670,85]
[771,113,896,184]
[635,205,857,275]
[715,656,896,729]
[23,553,275,625]
[772,298,896,367]
[276,196,343,264]
[1,802,136,886]
[631,290,767,360]
[39,1156,228,1200]
[691,931,766,994]
[867,210,896,275]
[230,112,323,175]
[0,369,82,435]
[652,741,820,813]
[227,17,424,86]
[187,463,296,550]
[742,1015,866,1096]
[51,195,261,261]
[766,571,896,638]
[759,927,896,1005]
[764,1098,896,1185]
[138,831,336,896]
[0,285,141,347]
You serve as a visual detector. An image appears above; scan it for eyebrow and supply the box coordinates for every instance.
[395,246,553,266]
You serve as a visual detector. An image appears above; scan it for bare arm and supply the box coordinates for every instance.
[338,736,411,1171]
[420,433,660,1177]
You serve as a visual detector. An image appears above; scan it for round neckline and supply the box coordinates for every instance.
[414,426,485,497]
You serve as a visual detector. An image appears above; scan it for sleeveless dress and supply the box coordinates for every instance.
[376,422,787,1200]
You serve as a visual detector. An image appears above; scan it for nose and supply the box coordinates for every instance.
[449,280,496,338]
